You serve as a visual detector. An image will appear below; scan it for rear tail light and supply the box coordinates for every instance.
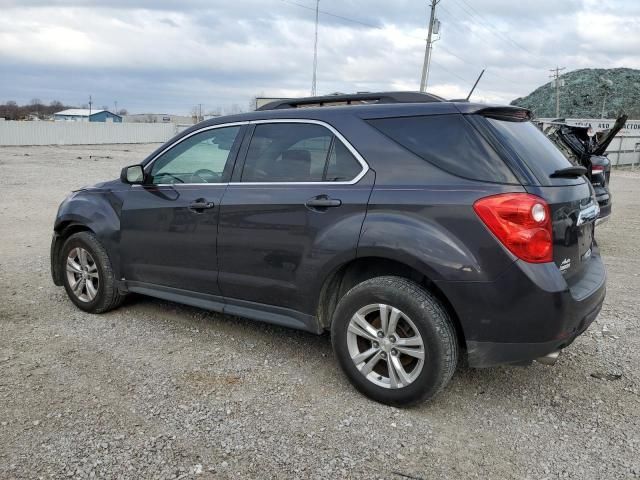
[591,165,604,175]
[473,193,553,263]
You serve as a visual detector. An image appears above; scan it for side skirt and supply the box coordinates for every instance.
[125,281,322,334]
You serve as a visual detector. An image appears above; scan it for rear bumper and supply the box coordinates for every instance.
[437,248,606,368]
[465,299,602,367]
[595,186,611,224]
[596,214,610,227]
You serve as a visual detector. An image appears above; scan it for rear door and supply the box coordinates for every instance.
[217,120,373,315]
[479,117,598,280]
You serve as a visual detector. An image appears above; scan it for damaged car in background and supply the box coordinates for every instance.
[541,114,628,225]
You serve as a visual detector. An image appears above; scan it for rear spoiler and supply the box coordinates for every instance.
[474,106,532,122]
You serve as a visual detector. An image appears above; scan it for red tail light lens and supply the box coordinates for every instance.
[591,165,604,175]
[473,193,553,263]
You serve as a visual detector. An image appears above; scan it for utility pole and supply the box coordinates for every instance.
[420,0,440,92]
[114,100,118,114]
[88,95,93,122]
[549,66,565,118]
[311,0,319,96]
[198,103,203,122]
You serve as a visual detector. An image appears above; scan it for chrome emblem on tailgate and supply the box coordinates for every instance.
[560,258,571,273]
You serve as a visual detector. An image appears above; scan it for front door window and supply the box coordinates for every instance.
[149,126,241,184]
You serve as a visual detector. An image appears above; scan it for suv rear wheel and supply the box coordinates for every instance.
[61,232,125,313]
[331,276,457,406]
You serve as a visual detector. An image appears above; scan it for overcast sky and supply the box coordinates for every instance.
[1,0,639,114]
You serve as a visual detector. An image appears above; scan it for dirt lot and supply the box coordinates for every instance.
[0,144,639,479]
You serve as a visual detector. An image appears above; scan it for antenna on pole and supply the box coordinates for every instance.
[419,0,440,92]
[466,69,485,101]
[549,66,566,118]
[311,0,320,96]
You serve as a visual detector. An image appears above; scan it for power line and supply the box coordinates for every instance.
[280,0,379,29]
[457,0,542,60]
[279,0,475,87]
[280,0,535,90]
[432,5,534,87]
[446,0,544,69]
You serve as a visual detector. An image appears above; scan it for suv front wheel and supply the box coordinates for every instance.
[331,276,458,406]
[60,231,125,314]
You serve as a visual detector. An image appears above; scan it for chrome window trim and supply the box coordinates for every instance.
[232,119,369,186]
[135,121,249,187]
[134,118,370,188]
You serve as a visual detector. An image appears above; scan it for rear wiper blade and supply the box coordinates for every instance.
[550,166,587,178]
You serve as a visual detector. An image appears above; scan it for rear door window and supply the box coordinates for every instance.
[240,123,363,183]
[325,140,362,181]
[368,114,517,184]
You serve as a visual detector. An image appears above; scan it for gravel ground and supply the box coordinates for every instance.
[0,144,638,479]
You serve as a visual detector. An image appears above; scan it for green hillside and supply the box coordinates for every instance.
[510,68,640,119]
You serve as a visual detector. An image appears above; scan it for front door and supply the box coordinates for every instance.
[217,121,373,315]
[120,124,244,294]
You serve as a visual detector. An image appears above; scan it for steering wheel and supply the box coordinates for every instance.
[191,169,220,183]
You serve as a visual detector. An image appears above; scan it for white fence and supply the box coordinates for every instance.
[0,121,181,146]
[2,118,639,166]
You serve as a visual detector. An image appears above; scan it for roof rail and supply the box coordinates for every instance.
[256,91,445,111]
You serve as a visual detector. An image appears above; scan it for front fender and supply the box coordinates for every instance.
[52,190,124,282]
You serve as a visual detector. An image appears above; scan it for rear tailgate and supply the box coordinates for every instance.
[475,112,600,281]
[526,181,598,281]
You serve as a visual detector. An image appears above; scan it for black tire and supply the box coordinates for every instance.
[331,276,458,407]
[60,231,125,314]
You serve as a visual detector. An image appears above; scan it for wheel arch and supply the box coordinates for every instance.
[51,221,96,286]
[316,256,466,349]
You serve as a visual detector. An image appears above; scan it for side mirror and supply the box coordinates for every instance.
[121,164,145,184]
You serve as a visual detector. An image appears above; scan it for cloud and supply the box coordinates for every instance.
[0,0,638,113]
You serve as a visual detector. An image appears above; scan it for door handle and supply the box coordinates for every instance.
[305,195,342,210]
[188,200,215,211]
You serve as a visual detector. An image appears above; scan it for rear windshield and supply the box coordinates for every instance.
[483,118,574,183]
[368,114,517,184]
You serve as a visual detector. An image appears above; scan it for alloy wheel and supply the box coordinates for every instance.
[346,303,425,389]
[65,247,100,302]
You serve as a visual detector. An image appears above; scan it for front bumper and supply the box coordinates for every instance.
[50,232,64,286]
[437,248,606,368]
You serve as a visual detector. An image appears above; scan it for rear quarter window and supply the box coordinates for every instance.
[368,114,517,184]
[482,118,576,186]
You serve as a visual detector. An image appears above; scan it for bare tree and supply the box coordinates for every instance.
[249,92,265,111]
[191,106,201,123]
[225,103,243,115]
[30,98,43,118]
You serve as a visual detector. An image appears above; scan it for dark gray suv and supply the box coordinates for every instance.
[51,92,606,406]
